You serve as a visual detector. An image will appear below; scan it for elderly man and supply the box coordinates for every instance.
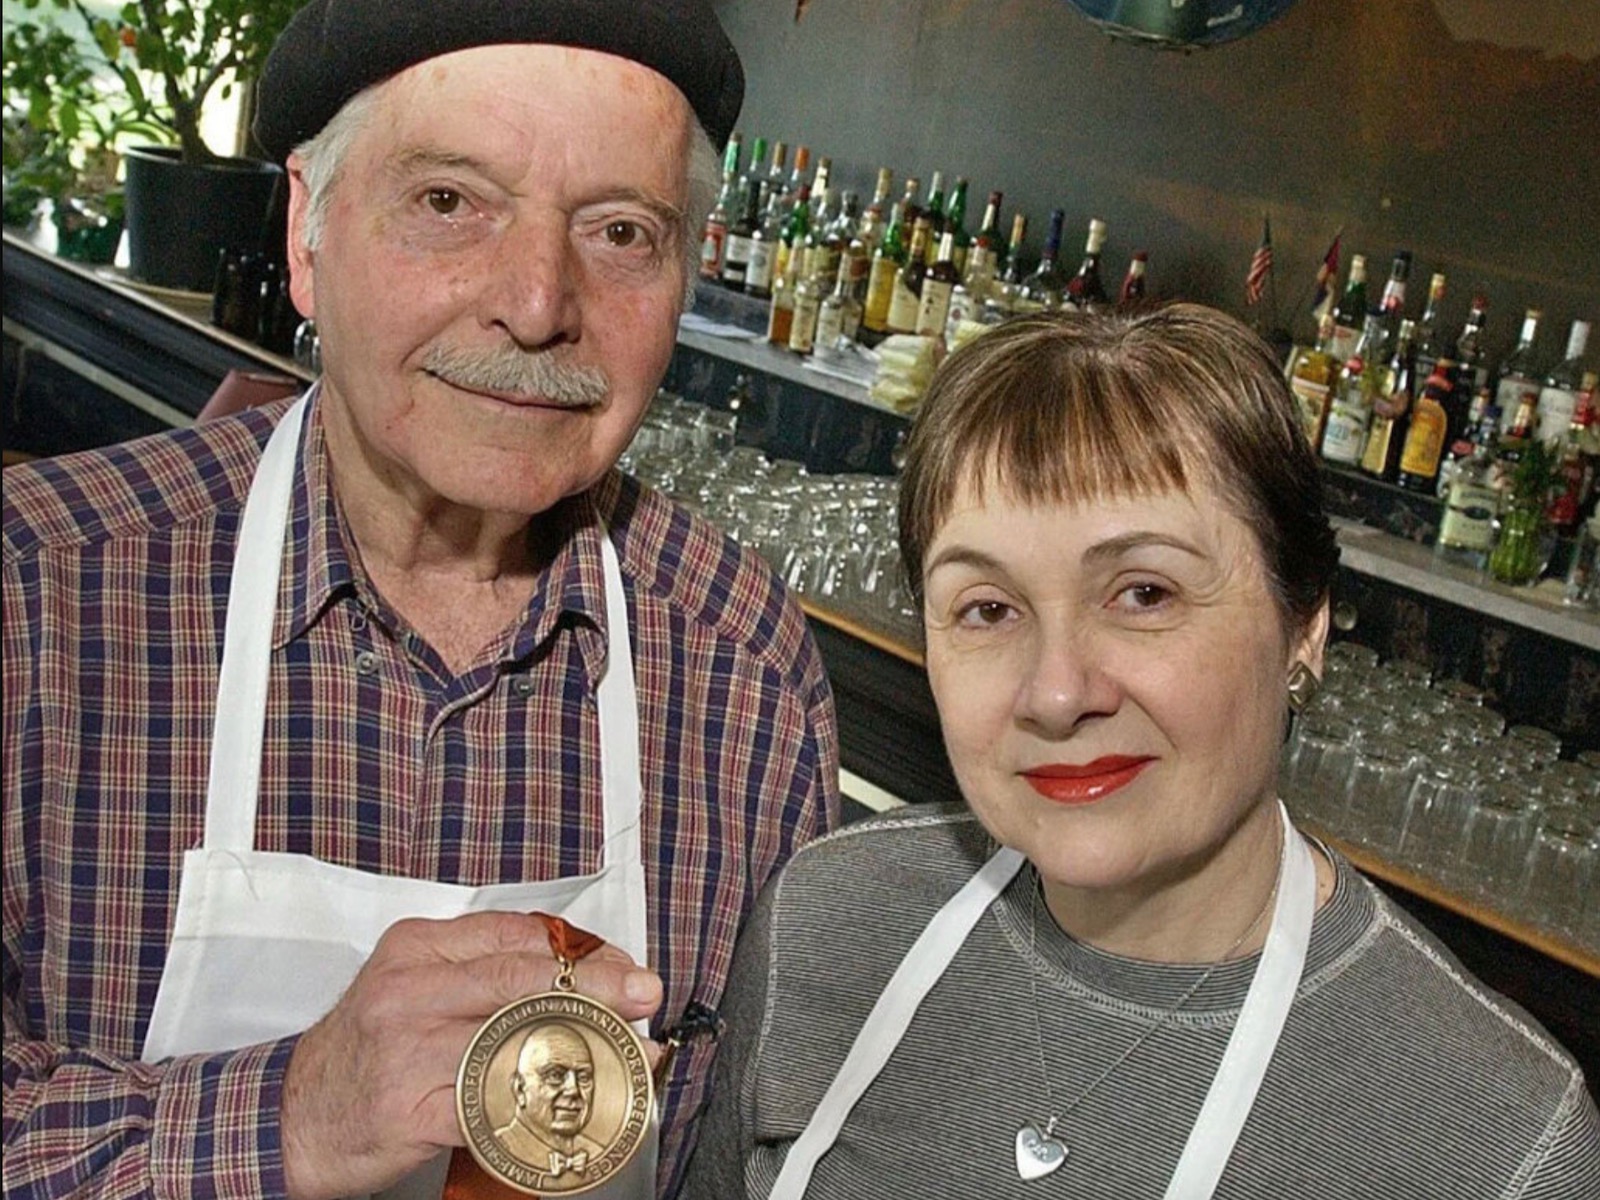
[1,3,839,1199]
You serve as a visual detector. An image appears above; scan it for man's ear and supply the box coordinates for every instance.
[285,153,316,320]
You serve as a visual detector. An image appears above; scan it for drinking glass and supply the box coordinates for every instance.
[1517,817,1596,943]
[1341,736,1426,854]
[1458,783,1540,905]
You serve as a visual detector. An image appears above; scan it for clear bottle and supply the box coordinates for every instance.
[1412,272,1448,386]
[1535,319,1593,446]
[698,132,743,281]
[1286,311,1339,450]
[1014,209,1065,314]
[1452,294,1490,395]
[815,257,864,356]
[961,190,1005,304]
[1065,217,1110,311]
[990,212,1030,317]
[1436,386,1495,500]
[1329,254,1369,362]
[1435,398,1502,572]
[1377,250,1413,340]
[1321,310,1385,466]
[1118,251,1148,309]
[915,230,960,337]
[744,184,784,301]
[1361,319,1417,483]
[1493,309,1545,434]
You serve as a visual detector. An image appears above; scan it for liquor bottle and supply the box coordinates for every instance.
[718,180,762,293]
[760,139,787,206]
[1286,311,1339,450]
[739,135,768,209]
[1436,386,1495,500]
[1329,254,1369,362]
[1065,218,1110,311]
[1015,209,1066,314]
[1452,294,1490,395]
[698,132,743,280]
[1435,400,1502,572]
[766,231,807,348]
[945,177,971,276]
[815,256,864,355]
[808,189,857,293]
[1535,319,1593,446]
[1118,251,1148,309]
[922,171,947,261]
[1493,309,1544,434]
[990,212,1030,317]
[772,183,812,289]
[855,168,894,260]
[744,185,784,301]
[961,191,1005,303]
[1547,375,1598,538]
[807,156,833,226]
[788,256,823,355]
[861,177,920,336]
[1411,272,1448,385]
[886,215,936,334]
[1361,319,1417,482]
[915,230,961,337]
[786,145,812,205]
[1398,354,1454,492]
[1321,310,1386,466]
[1377,250,1413,333]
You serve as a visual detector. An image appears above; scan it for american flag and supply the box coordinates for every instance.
[1245,215,1273,307]
[1311,233,1342,317]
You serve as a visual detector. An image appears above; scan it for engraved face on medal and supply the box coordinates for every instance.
[457,993,654,1195]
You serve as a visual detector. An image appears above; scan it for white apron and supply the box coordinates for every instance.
[141,395,657,1199]
[770,802,1316,1200]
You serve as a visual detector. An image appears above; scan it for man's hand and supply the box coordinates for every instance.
[279,912,663,1200]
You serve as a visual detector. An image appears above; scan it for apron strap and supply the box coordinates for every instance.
[203,396,308,852]
[767,845,1027,1200]
[594,531,647,968]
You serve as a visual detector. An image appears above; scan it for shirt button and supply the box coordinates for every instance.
[355,650,380,676]
[511,676,535,698]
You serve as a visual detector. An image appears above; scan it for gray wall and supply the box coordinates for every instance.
[716,0,1598,362]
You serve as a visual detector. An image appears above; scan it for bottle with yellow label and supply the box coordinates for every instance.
[1398,360,1456,491]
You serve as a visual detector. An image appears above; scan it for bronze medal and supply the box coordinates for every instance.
[455,918,654,1196]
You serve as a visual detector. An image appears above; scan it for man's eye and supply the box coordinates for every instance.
[604,221,643,247]
[425,188,463,216]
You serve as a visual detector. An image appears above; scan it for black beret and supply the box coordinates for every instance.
[253,0,744,162]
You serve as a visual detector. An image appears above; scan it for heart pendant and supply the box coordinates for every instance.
[1015,1123,1068,1181]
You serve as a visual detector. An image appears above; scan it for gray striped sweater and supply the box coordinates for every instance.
[681,806,1599,1199]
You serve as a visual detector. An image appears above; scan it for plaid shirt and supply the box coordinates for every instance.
[2,395,839,1200]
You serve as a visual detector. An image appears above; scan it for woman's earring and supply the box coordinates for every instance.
[1287,662,1320,713]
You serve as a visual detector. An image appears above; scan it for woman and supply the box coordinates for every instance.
[682,306,1599,1199]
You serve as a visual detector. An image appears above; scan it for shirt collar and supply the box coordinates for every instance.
[272,389,625,673]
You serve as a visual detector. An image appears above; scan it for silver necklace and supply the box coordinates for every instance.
[1015,839,1285,1183]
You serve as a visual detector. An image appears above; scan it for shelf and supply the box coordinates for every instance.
[1333,519,1599,651]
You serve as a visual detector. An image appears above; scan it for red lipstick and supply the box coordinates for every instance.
[1022,756,1153,804]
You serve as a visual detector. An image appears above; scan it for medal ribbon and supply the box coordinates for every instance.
[444,914,607,1200]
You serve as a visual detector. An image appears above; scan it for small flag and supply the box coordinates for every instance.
[1245,216,1273,307]
[1311,232,1342,317]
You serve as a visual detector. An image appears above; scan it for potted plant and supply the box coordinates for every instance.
[13,0,309,290]
[1,15,162,262]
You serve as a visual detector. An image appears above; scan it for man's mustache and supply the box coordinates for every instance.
[421,344,610,406]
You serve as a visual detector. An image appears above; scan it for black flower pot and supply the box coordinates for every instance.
[122,145,285,293]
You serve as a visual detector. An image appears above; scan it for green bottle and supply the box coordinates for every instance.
[945,177,971,276]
